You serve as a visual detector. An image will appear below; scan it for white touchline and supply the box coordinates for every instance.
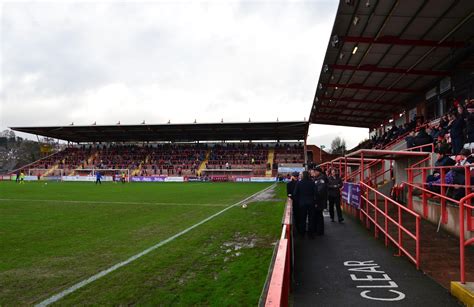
[34,184,276,307]
[0,198,229,207]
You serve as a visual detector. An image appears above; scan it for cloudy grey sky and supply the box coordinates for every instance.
[0,0,369,149]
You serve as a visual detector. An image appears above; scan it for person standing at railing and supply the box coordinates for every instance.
[448,111,465,155]
[313,166,328,236]
[465,101,474,150]
[327,168,344,223]
[287,172,299,234]
[293,171,316,238]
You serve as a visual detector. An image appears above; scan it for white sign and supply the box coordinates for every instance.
[62,175,112,182]
[344,260,405,301]
[250,177,276,183]
[164,176,185,182]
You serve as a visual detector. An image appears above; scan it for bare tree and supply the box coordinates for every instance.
[330,137,346,155]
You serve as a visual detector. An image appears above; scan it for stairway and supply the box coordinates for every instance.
[265,148,275,177]
[197,150,211,175]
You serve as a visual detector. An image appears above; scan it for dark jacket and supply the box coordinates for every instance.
[327,175,343,198]
[435,155,455,168]
[450,117,465,139]
[467,112,474,143]
[414,130,433,152]
[314,174,328,210]
[293,179,316,206]
[287,179,297,200]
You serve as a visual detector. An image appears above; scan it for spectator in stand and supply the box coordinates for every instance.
[414,127,433,152]
[435,144,455,168]
[448,111,465,154]
[465,100,474,150]
[426,170,441,194]
[450,150,473,200]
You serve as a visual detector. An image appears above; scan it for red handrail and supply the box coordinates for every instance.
[459,193,474,284]
[359,181,421,269]
[404,143,435,153]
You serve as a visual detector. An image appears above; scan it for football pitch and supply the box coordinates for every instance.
[0,181,285,306]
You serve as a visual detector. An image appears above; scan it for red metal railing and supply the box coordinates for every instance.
[264,199,292,307]
[405,165,473,224]
[459,193,474,284]
[359,181,421,269]
[404,143,435,153]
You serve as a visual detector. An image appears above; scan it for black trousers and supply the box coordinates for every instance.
[95,179,101,184]
[314,208,324,235]
[296,203,315,235]
[328,195,343,221]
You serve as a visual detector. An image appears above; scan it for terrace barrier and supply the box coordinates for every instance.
[459,193,474,284]
[359,181,421,269]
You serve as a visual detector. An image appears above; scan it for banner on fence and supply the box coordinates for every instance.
[62,175,112,182]
[250,177,276,183]
[130,176,166,182]
[164,176,185,182]
[341,182,361,209]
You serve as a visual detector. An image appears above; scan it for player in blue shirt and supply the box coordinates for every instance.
[95,171,102,185]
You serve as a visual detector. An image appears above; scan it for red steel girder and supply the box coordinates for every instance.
[320,96,401,107]
[324,83,418,93]
[342,35,466,48]
[330,64,449,76]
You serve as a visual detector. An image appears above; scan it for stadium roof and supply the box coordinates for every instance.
[310,0,474,128]
[10,121,309,143]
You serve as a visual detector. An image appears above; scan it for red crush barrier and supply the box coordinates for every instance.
[459,193,474,284]
[359,181,421,269]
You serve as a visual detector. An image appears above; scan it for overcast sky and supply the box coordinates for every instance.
[0,0,369,149]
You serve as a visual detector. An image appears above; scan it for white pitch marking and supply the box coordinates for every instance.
[34,184,275,307]
[0,198,229,207]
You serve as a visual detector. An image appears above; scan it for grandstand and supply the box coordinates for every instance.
[8,121,310,180]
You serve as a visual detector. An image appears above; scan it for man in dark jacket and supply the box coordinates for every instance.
[313,166,328,236]
[293,171,316,237]
[327,168,344,223]
[449,112,465,154]
[287,172,299,230]
[413,128,433,152]
[466,102,474,146]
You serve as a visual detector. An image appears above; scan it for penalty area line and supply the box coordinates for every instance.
[34,184,275,307]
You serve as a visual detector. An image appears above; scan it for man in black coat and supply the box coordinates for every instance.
[293,171,316,237]
[313,166,328,236]
[327,168,344,223]
[287,172,299,230]
[413,128,433,152]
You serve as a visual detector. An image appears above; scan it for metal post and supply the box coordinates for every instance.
[385,198,388,247]
[397,206,402,257]
[441,168,447,224]
[460,198,465,284]
[416,216,420,270]
[422,169,428,218]
[407,169,413,210]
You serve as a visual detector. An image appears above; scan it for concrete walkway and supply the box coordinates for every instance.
[292,213,460,306]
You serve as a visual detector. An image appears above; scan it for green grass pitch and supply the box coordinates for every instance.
[0,181,286,305]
